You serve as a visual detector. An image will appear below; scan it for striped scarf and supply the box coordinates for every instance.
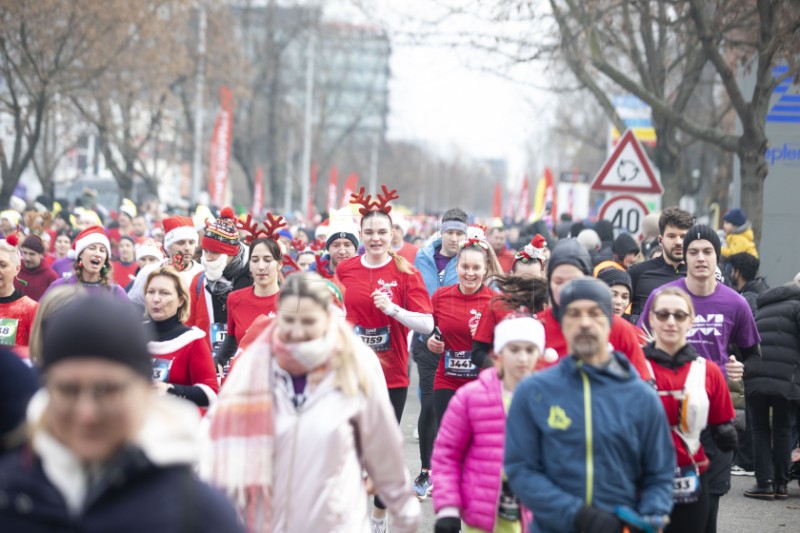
[199,318,338,533]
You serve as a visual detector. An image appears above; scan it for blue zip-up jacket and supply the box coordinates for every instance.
[504,351,674,533]
[414,238,458,297]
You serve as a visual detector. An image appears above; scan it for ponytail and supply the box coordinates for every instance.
[387,249,413,274]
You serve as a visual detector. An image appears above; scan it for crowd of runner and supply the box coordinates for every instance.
[0,188,798,532]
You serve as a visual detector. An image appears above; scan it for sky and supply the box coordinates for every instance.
[328,0,548,180]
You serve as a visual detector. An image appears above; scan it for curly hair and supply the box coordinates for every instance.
[493,274,549,314]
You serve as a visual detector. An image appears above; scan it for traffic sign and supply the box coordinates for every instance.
[592,129,663,194]
[598,195,649,239]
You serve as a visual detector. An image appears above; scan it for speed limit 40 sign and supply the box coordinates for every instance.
[598,195,649,240]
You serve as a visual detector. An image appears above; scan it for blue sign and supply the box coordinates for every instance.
[767,66,800,124]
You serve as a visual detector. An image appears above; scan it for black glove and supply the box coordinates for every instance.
[710,422,738,452]
[575,506,624,533]
[434,516,461,533]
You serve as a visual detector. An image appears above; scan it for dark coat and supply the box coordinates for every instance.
[0,444,244,533]
[739,276,769,315]
[745,283,800,403]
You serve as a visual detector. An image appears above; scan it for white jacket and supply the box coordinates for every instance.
[270,342,419,533]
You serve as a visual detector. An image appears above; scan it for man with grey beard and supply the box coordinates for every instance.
[186,208,252,364]
[505,278,674,533]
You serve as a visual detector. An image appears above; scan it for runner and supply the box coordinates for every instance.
[0,295,243,532]
[15,235,58,301]
[643,287,737,533]
[162,214,204,286]
[0,236,38,354]
[111,235,138,288]
[145,266,218,409]
[432,315,545,533]
[200,272,420,533]
[596,267,634,323]
[336,185,433,532]
[45,226,128,299]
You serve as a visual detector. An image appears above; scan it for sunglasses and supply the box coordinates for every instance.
[651,309,691,323]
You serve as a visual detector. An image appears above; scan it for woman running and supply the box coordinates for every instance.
[201,272,419,533]
[644,287,737,533]
[0,236,38,355]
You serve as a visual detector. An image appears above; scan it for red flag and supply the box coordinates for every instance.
[339,173,358,208]
[208,86,233,208]
[307,164,318,220]
[517,176,530,223]
[492,183,502,218]
[544,167,557,224]
[327,167,339,212]
[252,167,263,216]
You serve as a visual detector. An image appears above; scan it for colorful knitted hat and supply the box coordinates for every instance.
[203,207,240,255]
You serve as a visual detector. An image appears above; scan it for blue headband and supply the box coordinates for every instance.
[441,220,468,234]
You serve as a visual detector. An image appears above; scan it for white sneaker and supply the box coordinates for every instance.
[731,465,754,476]
[371,515,388,533]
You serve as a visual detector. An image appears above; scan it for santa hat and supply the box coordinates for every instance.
[515,234,547,266]
[202,207,240,255]
[69,225,110,259]
[135,238,165,262]
[314,219,330,240]
[163,216,197,251]
[494,315,546,354]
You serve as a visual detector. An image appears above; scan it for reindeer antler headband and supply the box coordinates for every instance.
[235,212,288,244]
[349,184,400,218]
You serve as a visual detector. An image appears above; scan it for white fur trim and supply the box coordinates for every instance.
[195,383,217,407]
[135,244,164,261]
[74,232,110,259]
[163,225,198,250]
[147,327,206,355]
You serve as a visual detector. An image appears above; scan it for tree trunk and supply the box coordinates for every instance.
[738,138,768,247]
[0,168,20,209]
[652,125,682,207]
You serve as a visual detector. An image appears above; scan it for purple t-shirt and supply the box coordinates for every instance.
[433,248,453,283]
[638,278,760,375]
[44,274,130,300]
[51,257,73,278]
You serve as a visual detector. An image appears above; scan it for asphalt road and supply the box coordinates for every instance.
[398,361,800,532]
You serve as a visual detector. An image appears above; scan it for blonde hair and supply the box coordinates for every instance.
[28,285,85,367]
[144,266,191,323]
[650,286,695,317]
[280,272,370,397]
[0,241,20,267]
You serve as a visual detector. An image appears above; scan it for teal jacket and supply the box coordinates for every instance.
[504,352,675,533]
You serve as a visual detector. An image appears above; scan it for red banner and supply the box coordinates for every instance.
[544,167,557,224]
[492,182,502,218]
[517,175,530,223]
[208,86,233,208]
[327,167,339,213]
[339,173,358,208]
[307,164,318,220]
[252,167,263,216]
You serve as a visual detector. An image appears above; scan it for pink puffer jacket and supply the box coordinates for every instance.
[432,367,531,532]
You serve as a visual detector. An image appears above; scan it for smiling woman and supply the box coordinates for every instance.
[0,238,38,354]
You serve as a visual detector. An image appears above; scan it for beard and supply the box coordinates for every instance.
[571,333,601,360]
[202,254,229,281]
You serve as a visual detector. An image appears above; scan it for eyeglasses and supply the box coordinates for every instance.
[47,379,135,411]
[651,309,691,323]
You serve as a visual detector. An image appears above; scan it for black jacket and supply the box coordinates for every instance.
[0,444,243,533]
[745,283,800,402]
[739,276,769,315]
[628,256,687,319]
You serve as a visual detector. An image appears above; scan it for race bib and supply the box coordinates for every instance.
[152,357,173,382]
[444,350,478,378]
[673,464,700,504]
[354,325,391,353]
[0,318,19,346]
[210,322,227,359]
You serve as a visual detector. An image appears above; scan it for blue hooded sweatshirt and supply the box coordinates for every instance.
[505,351,675,533]
[414,238,458,297]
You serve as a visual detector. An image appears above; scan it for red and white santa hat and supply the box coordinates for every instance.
[69,225,111,259]
[162,216,197,251]
[135,238,165,262]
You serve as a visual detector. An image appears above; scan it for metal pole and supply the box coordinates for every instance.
[299,31,315,219]
[190,3,206,205]
[284,130,294,215]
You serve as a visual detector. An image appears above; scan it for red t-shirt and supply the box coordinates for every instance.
[337,255,432,388]
[148,328,219,395]
[433,284,496,391]
[226,286,278,345]
[536,307,653,381]
[649,357,734,473]
[0,296,38,347]
[472,296,516,345]
[112,260,138,288]
[495,248,517,273]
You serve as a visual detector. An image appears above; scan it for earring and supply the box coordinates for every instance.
[78,260,83,268]
[101,264,108,275]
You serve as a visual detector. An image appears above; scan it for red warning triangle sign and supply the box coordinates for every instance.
[591,130,663,194]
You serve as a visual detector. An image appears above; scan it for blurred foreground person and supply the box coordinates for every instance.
[201,272,419,533]
[0,295,243,532]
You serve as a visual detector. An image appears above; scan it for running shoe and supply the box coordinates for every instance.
[371,515,388,533]
[413,470,433,500]
[731,465,754,476]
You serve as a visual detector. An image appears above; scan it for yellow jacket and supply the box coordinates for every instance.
[721,224,758,258]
